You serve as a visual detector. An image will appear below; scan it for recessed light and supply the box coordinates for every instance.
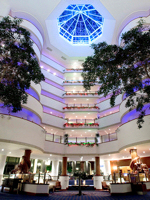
[86,99,89,100]
[143,151,145,153]
[72,130,74,131]
[2,149,4,151]
[109,129,111,130]
[134,147,136,149]
[43,127,45,129]
[123,156,124,158]
[84,116,86,117]
[109,154,110,156]
[74,99,76,101]
[53,73,56,75]
[51,129,53,130]
[88,113,90,114]
[88,130,91,131]
[73,113,75,114]
[50,112,52,114]
[125,149,126,151]
[47,69,50,72]
[41,66,43,68]
[9,152,11,154]
[76,116,77,117]
[50,154,52,156]
[81,134,82,136]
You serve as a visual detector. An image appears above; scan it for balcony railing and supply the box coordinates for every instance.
[45,132,117,144]
[63,104,99,110]
[63,91,99,96]
[64,68,83,72]
[64,122,99,127]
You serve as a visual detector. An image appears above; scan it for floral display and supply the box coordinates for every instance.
[63,106,99,110]
[64,123,99,127]
[68,142,98,147]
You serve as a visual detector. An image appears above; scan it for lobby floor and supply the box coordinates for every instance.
[0,190,150,200]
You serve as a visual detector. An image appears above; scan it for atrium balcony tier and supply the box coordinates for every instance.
[64,68,83,72]
[63,91,99,97]
[46,132,117,145]
[63,104,99,111]
[64,123,99,128]
[63,80,99,85]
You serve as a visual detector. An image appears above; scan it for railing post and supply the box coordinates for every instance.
[53,134,54,142]
[85,137,87,143]
[76,137,77,143]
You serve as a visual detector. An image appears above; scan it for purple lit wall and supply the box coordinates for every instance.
[0,104,41,124]
[121,104,150,124]
[43,106,64,118]
[26,87,40,101]
[45,78,64,90]
[41,90,65,103]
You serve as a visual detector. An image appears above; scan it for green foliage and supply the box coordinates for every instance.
[46,165,52,172]
[82,19,150,128]
[0,16,45,112]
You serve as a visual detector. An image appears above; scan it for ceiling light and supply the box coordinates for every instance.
[73,113,75,114]
[134,147,136,149]
[2,149,4,151]
[72,130,74,131]
[84,116,86,117]
[88,113,90,114]
[9,152,11,154]
[81,134,82,136]
[50,154,52,156]
[123,156,124,158]
[53,73,56,75]
[109,129,111,130]
[41,66,43,68]
[109,154,110,156]
[143,151,145,153]
[47,69,50,72]
[76,116,77,118]
[125,149,126,151]
[88,130,91,131]
[74,87,76,88]
[50,112,52,114]
[51,129,53,130]
[86,99,89,100]
[74,99,76,101]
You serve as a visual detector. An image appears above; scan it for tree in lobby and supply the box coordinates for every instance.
[0,16,44,112]
[82,20,150,128]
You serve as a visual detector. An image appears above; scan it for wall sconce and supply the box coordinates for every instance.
[74,180,77,185]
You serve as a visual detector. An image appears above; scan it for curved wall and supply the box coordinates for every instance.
[0,116,45,151]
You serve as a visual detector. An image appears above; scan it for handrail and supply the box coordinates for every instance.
[45,132,117,144]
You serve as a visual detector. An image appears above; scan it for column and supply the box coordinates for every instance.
[80,161,85,172]
[61,157,67,176]
[104,160,111,176]
[59,157,69,190]
[33,159,38,173]
[95,157,101,175]
[51,160,59,179]
[0,155,7,185]
[85,161,89,174]
[94,156,103,189]
[130,149,139,172]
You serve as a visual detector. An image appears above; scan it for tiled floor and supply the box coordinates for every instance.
[0,190,150,200]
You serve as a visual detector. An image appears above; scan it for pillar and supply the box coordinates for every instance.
[33,159,38,173]
[0,155,7,185]
[51,160,59,179]
[95,157,101,176]
[129,149,140,171]
[85,161,89,174]
[94,156,103,189]
[80,161,85,172]
[104,160,111,175]
[61,157,67,176]
[59,157,69,190]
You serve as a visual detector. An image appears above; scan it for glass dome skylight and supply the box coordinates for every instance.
[57,4,104,45]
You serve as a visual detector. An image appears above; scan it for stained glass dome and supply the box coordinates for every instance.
[57,4,104,45]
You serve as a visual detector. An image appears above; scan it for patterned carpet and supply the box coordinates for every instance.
[1,190,150,200]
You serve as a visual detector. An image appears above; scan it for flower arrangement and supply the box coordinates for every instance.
[64,123,99,127]
[68,142,98,147]
[63,106,99,110]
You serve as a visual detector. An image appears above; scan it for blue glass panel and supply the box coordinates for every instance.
[57,4,104,45]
